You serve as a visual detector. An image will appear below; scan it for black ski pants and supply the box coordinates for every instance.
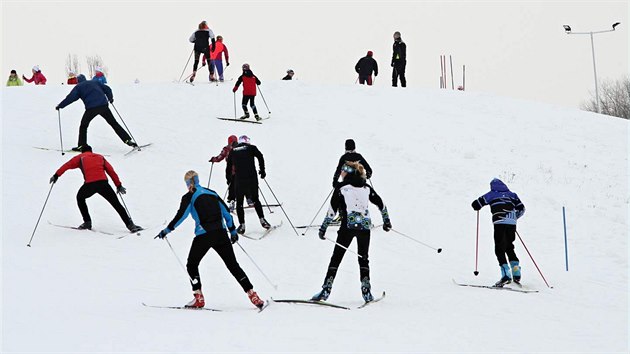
[193,48,213,73]
[392,61,406,87]
[241,95,258,115]
[227,176,236,202]
[78,105,131,147]
[358,75,373,86]
[234,178,264,224]
[493,224,519,266]
[77,180,131,225]
[324,229,371,281]
[186,229,253,292]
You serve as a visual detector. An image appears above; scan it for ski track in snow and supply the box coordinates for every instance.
[2,82,628,352]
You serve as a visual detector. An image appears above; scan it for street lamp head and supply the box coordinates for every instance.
[563,24,572,33]
[612,22,621,30]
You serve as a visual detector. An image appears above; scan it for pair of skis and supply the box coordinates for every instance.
[217,117,270,125]
[33,143,152,156]
[142,300,270,313]
[271,291,386,310]
[452,279,539,293]
[48,221,144,239]
[240,221,283,241]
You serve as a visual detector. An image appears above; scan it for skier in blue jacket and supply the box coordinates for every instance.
[56,74,136,151]
[155,170,265,309]
[471,178,526,287]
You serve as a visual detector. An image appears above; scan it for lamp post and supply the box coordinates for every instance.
[563,22,621,113]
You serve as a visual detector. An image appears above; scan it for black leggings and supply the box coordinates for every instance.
[77,180,130,225]
[241,95,258,114]
[78,106,131,146]
[186,229,253,292]
[392,61,406,87]
[493,224,519,265]
[193,48,213,73]
[234,179,264,224]
[324,229,371,281]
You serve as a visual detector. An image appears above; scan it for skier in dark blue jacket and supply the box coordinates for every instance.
[155,170,265,310]
[471,178,526,287]
[56,74,136,151]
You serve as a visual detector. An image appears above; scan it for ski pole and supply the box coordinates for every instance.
[256,85,271,116]
[390,229,442,253]
[324,236,363,258]
[355,76,359,84]
[163,237,198,285]
[233,91,237,119]
[302,188,334,236]
[118,192,134,222]
[236,242,278,289]
[474,210,480,276]
[516,230,552,288]
[111,103,141,148]
[178,49,194,82]
[258,187,274,214]
[262,179,300,237]
[27,183,55,247]
[57,110,65,156]
[207,162,214,188]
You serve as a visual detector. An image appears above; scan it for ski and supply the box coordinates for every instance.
[115,227,145,239]
[270,298,351,310]
[217,117,262,124]
[452,279,539,293]
[240,221,283,241]
[245,203,281,209]
[48,221,115,236]
[33,147,110,156]
[124,143,153,156]
[357,291,386,309]
[257,300,270,312]
[142,302,221,312]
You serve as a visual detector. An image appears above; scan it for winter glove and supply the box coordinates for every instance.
[211,44,216,52]
[232,87,237,93]
[22,75,27,80]
[116,185,127,195]
[259,169,266,179]
[471,200,482,211]
[332,180,339,188]
[366,171,372,179]
[49,174,58,184]
[383,220,392,232]
[55,105,60,111]
[318,228,326,240]
[209,157,217,163]
[155,228,171,239]
[230,230,239,244]
[226,62,230,67]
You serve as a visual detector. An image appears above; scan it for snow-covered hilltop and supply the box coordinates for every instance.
[2,81,627,352]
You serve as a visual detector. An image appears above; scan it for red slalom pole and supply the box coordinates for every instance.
[474,210,480,276]
[516,230,552,288]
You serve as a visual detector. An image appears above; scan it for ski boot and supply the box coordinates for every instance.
[510,261,521,284]
[237,224,246,235]
[127,222,143,233]
[239,112,250,120]
[361,277,374,302]
[228,200,235,213]
[71,146,83,152]
[185,289,205,308]
[125,139,138,148]
[189,71,196,83]
[77,221,92,230]
[260,217,271,230]
[494,264,512,287]
[254,114,261,121]
[247,289,264,309]
[311,276,334,301]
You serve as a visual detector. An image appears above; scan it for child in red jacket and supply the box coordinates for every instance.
[23,66,47,85]
[232,64,261,121]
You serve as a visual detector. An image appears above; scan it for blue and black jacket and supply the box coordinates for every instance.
[166,183,236,237]
[58,74,113,110]
[472,178,525,225]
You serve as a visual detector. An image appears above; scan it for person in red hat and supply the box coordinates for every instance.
[209,135,239,209]
[355,51,378,86]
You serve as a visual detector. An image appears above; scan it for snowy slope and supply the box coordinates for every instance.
[2,81,628,353]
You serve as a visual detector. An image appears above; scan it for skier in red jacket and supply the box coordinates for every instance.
[209,135,238,209]
[49,145,142,232]
[23,66,47,85]
[232,64,261,121]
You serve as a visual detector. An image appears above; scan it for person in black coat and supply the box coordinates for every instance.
[56,74,136,151]
[391,31,407,87]
[189,21,216,83]
[332,139,373,187]
[355,51,378,85]
[225,135,270,233]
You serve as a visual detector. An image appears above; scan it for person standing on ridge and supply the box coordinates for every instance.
[282,69,294,80]
[209,135,239,210]
[225,135,270,234]
[155,170,265,309]
[391,31,407,87]
[312,161,392,303]
[7,70,23,86]
[56,74,137,152]
[49,145,142,232]
[355,51,378,85]
[23,66,47,85]
[67,71,78,85]
[332,139,373,188]
[189,21,216,83]
[207,35,229,82]
[471,178,526,287]
[92,67,107,84]
[232,64,262,121]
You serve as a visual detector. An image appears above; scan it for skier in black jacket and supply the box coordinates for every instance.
[189,21,216,83]
[391,31,407,87]
[225,135,270,234]
[313,161,392,303]
[332,139,373,187]
[355,51,378,85]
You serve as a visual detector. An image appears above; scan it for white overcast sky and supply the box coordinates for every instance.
[2,0,628,108]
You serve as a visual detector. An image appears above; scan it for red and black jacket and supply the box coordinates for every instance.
[234,70,261,96]
[55,152,122,186]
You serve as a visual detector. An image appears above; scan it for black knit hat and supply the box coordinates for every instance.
[345,139,355,151]
[81,145,93,153]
